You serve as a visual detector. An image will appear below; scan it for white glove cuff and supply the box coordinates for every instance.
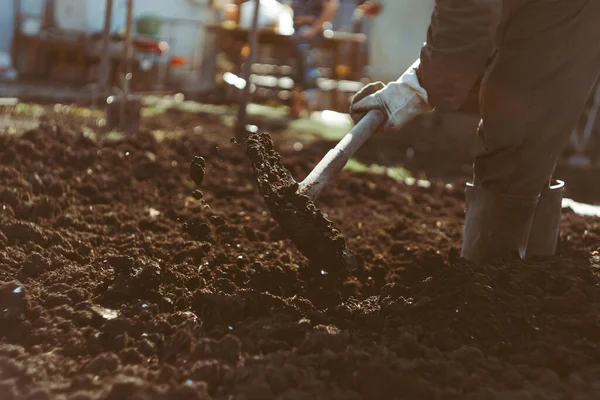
[393,59,429,105]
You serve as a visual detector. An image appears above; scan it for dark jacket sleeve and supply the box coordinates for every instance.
[417,0,502,111]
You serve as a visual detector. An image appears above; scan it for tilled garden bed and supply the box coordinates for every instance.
[1,112,599,399]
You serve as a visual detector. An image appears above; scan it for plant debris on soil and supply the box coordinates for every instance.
[1,110,600,399]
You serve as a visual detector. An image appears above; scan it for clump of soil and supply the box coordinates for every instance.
[1,113,600,399]
[189,155,207,201]
[246,131,356,272]
[190,156,206,187]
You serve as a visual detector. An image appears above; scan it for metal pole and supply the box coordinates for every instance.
[121,0,134,77]
[11,0,21,65]
[119,0,134,133]
[99,0,114,91]
[235,0,261,141]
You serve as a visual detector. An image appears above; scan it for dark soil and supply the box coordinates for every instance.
[1,111,600,399]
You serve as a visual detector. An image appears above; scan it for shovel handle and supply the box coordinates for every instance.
[298,109,385,200]
[335,109,386,157]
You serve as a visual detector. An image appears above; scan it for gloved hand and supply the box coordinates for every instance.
[350,59,432,131]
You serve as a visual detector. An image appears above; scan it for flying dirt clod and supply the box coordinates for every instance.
[189,156,206,187]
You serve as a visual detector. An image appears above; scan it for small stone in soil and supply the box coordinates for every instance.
[189,156,206,186]
[192,189,204,200]
[183,220,212,240]
[90,305,119,320]
[0,280,27,320]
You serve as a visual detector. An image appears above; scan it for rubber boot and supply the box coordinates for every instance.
[461,183,539,263]
[525,180,565,258]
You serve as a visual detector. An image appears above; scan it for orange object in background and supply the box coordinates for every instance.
[223,4,239,23]
[336,65,351,79]
[359,1,382,17]
[170,56,187,67]
[241,45,250,58]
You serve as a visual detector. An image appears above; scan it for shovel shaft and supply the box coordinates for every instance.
[335,110,386,156]
[298,110,385,200]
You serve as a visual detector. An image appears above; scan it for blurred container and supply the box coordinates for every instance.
[136,14,163,39]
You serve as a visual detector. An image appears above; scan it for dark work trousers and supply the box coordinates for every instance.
[474,0,600,198]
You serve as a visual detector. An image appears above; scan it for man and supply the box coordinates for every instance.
[351,0,600,263]
[290,0,339,118]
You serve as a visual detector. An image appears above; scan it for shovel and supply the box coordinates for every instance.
[246,109,386,271]
[297,110,386,200]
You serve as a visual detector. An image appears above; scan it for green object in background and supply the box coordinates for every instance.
[136,14,163,38]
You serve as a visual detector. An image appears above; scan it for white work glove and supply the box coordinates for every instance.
[350,59,432,131]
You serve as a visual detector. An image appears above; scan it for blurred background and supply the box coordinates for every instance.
[0,0,599,178]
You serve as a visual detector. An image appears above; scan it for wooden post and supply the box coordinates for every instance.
[351,0,362,81]
[121,0,134,77]
[119,0,134,133]
[99,0,114,90]
[235,0,261,141]
[11,0,21,65]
